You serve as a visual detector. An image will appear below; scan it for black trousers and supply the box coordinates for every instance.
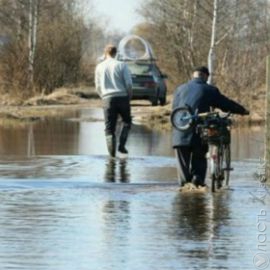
[103,96,132,136]
[175,144,208,186]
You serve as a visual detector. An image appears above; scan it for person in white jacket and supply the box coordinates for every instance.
[95,45,133,157]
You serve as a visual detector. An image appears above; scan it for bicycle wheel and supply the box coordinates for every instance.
[216,146,224,189]
[223,144,231,186]
[210,171,217,193]
[209,145,219,192]
[171,107,193,131]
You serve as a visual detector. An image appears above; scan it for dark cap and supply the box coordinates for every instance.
[193,66,210,76]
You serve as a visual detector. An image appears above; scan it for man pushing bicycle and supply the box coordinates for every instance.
[172,66,249,187]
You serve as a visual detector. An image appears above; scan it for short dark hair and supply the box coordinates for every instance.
[105,45,117,57]
[193,66,210,76]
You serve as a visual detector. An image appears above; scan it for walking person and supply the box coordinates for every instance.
[172,66,249,187]
[95,45,133,157]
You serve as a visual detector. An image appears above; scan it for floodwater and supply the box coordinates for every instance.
[0,108,269,270]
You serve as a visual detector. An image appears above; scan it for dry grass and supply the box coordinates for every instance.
[24,86,98,106]
[0,86,101,126]
[0,87,265,130]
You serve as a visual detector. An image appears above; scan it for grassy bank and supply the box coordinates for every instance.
[0,87,266,130]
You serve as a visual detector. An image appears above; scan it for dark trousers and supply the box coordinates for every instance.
[175,144,208,186]
[103,96,132,135]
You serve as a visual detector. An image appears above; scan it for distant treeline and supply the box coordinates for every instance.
[134,0,270,108]
[1,0,270,109]
[0,0,115,97]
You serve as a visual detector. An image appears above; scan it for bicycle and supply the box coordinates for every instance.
[171,106,233,192]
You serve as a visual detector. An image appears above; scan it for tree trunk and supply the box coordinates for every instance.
[208,0,218,85]
[28,0,38,88]
[11,0,22,41]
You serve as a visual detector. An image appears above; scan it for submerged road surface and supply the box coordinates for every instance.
[0,108,268,270]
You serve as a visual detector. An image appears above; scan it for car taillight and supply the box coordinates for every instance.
[144,81,156,88]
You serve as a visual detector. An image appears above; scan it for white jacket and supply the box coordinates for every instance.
[95,58,132,99]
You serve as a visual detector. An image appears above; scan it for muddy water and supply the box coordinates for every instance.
[0,108,268,270]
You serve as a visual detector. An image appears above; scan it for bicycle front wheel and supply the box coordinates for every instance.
[171,107,193,131]
[210,144,231,192]
[209,145,220,192]
[223,144,231,187]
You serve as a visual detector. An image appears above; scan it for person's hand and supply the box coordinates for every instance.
[242,109,250,115]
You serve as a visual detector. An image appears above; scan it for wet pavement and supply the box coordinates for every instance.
[0,108,269,270]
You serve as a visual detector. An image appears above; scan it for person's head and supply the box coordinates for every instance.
[104,44,117,59]
[192,66,210,82]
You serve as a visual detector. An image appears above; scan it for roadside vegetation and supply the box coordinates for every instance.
[135,0,270,114]
[0,0,110,100]
[0,0,269,126]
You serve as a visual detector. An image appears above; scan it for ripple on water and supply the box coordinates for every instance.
[0,156,267,270]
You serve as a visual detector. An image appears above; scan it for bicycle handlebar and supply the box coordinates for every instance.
[181,111,231,122]
[171,107,232,132]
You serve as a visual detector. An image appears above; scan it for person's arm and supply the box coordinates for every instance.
[95,66,102,98]
[172,88,180,110]
[211,88,249,115]
[172,86,186,111]
[123,64,133,98]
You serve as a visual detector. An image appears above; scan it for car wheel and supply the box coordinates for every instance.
[151,98,158,106]
[159,96,166,106]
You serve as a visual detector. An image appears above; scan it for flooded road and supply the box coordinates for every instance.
[0,108,269,270]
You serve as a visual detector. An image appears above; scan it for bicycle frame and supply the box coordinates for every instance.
[207,131,231,192]
[171,107,232,191]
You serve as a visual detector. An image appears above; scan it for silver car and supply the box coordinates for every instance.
[127,61,168,106]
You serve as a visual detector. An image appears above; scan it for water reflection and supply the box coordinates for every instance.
[172,193,211,241]
[101,200,130,248]
[209,192,231,268]
[0,108,265,159]
[0,155,266,269]
[100,201,131,270]
[104,159,130,183]
[27,124,36,156]
[0,118,80,156]
[171,192,232,269]
[0,108,267,270]
[230,126,264,160]
[0,191,69,269]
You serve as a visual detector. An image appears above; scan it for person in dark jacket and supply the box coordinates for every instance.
[172,66,249,187]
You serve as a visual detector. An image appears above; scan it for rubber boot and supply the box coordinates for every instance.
[192,175,205,187]
[106,135,116,157]
[118,125,130,154]
[105,158,116,182]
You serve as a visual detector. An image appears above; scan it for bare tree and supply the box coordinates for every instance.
[28,0,39,88]
[136,0,270,107]
[0,0,109,97]
[208,0,218,84]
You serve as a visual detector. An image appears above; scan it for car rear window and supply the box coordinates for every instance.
[127,63,153,76]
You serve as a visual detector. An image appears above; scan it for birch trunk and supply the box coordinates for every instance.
[28,0,38,88]
[208,0,219,85]
[11,0,22,41]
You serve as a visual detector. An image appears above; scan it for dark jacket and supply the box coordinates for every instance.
[172,78,247,147]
